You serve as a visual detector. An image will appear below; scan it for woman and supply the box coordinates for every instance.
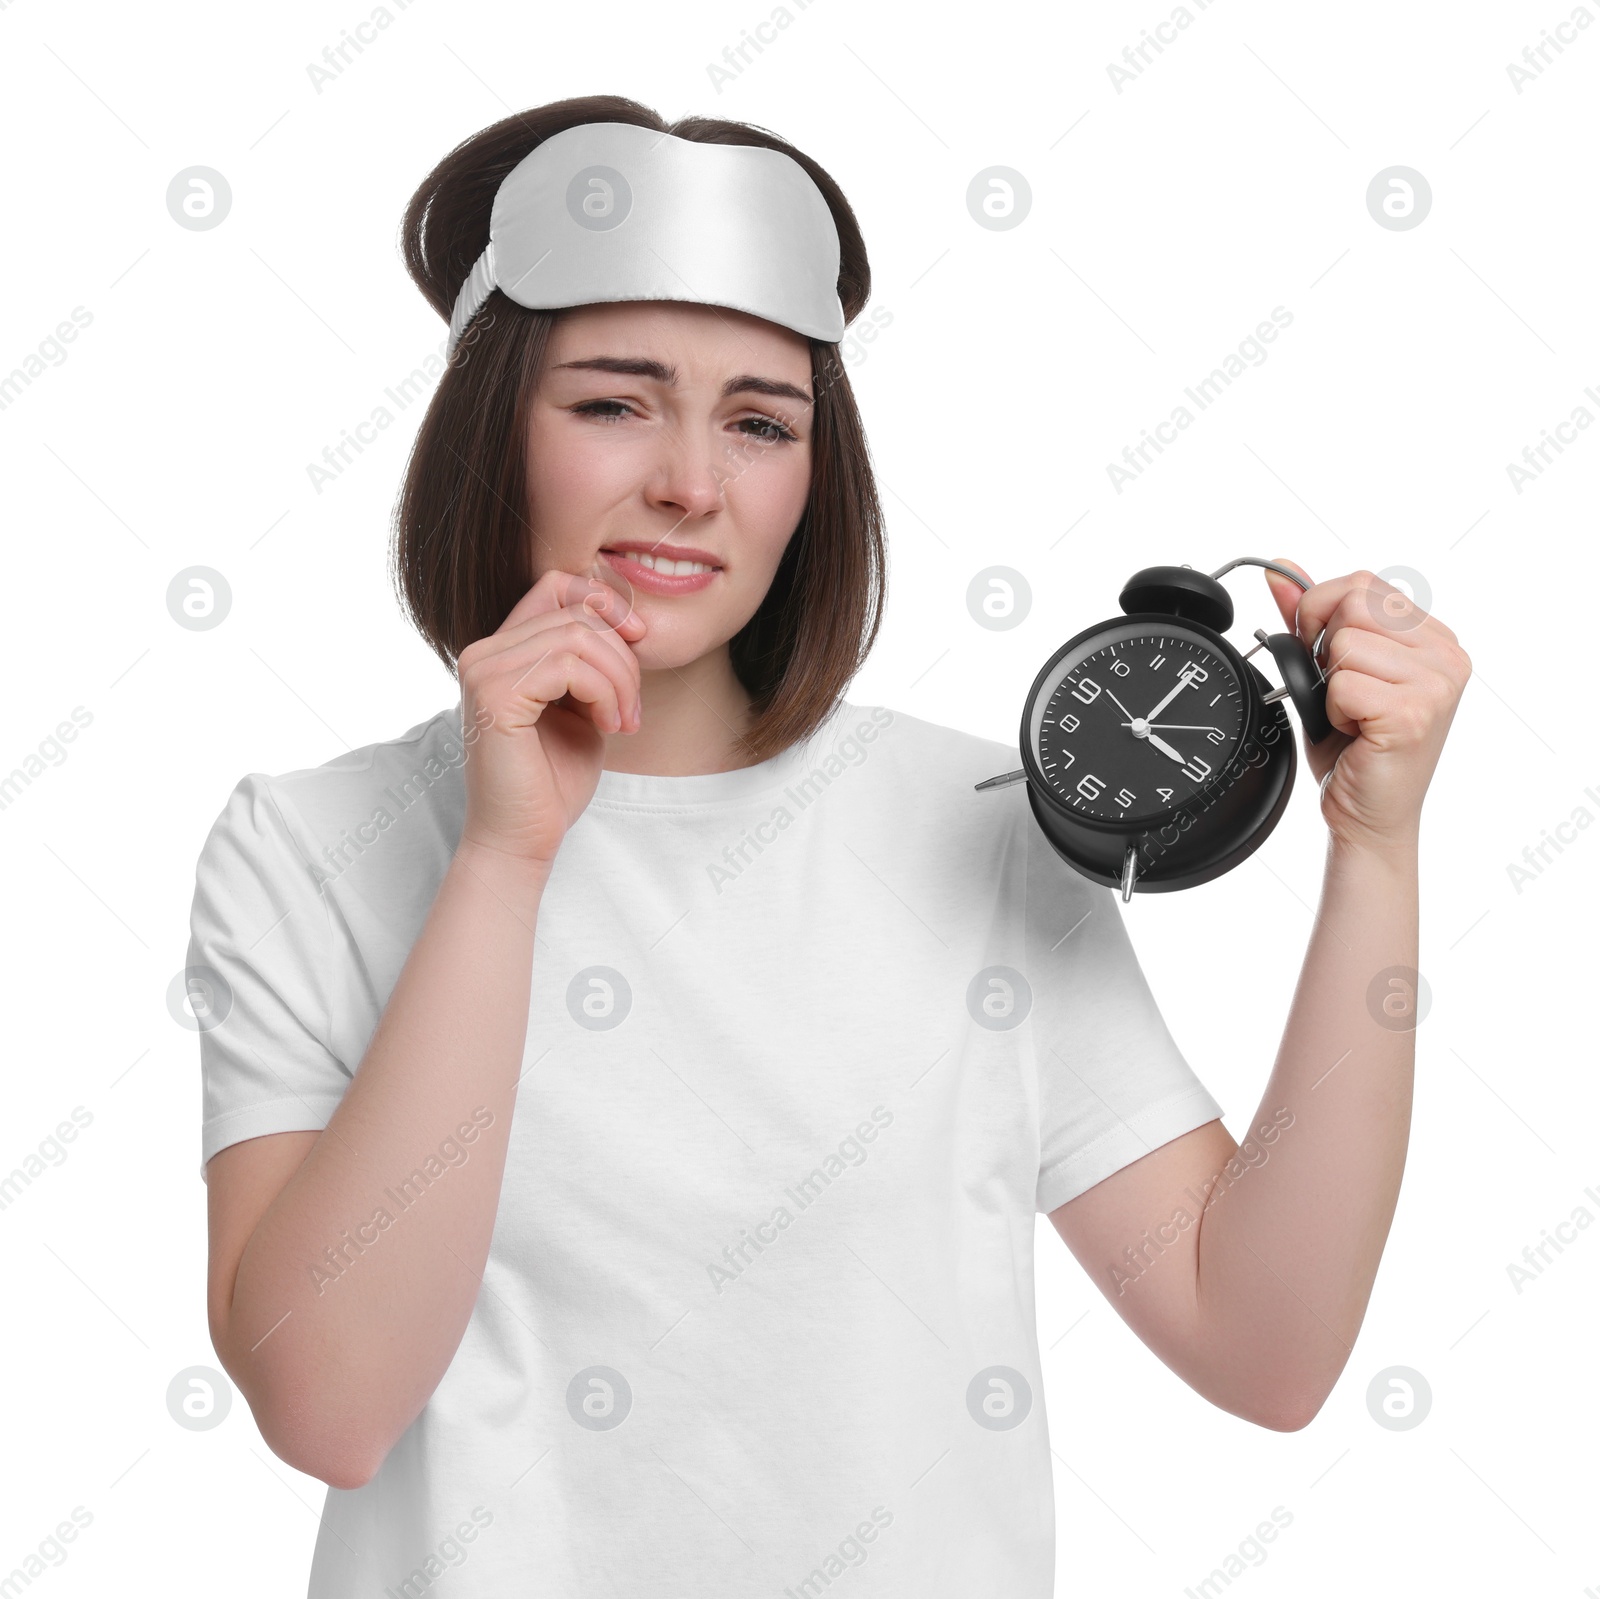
[190,95,1468,1596]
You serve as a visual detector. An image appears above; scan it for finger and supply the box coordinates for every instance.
[483,647,624,734]
[1321,625,1436,687]
[482,616,641,727]
[463,605,643,715]
[1318,579,1444,656]
[493,569,646,641]
[1322,665,1400,740]
[1278,567,1371,660]
[1263,555,1312,633]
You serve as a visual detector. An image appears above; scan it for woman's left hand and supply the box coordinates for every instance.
[1262,558,1471,857]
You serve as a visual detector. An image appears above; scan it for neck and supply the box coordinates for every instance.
[602,647,757,776]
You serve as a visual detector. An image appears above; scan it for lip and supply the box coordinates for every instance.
[600,541,723,596]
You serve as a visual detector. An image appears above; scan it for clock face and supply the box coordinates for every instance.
[1027,620,1248,824]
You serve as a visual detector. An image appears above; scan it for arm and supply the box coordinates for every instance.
[1049,564,1467,1430]
[208,844,550,1487]
[1050,836,1416,1429]
[206,571,645,1487]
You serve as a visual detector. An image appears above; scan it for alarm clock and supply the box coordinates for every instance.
[976,557,1336,899]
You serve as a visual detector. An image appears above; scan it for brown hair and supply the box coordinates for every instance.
[392,94,885,764]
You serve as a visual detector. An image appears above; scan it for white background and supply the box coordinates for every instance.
[1,0,1594,1594]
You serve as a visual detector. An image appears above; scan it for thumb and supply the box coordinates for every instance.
[1263,554,1310,633]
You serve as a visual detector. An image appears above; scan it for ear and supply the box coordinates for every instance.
[1263,554,1311,635]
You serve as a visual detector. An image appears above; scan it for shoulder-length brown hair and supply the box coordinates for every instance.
[392,94,885,764]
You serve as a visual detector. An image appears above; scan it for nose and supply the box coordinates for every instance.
[645,419,728,522]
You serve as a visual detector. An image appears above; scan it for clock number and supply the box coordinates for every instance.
[1180,661,1210,683]
[1148,653,1166,669]
[1069,676,1101,705]
[1157,787,1173,802]
[1109,658,1131,677]
[1206,728,1226,744]
[1180,755,1212,783]
[1060,712,1080,733]
[1113,787,1136,809]
[1077,773,1105,800]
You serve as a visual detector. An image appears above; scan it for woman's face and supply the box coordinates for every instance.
[525,299,815,669]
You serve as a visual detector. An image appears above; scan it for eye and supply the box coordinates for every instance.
[572,399,632,424]
[738,415,800,444]
[570,399,799,443]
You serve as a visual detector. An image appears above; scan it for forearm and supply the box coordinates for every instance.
[224,842,550,1481]
[1192,833,1419,1425]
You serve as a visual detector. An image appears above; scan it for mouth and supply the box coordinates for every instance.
[600,542,723,594]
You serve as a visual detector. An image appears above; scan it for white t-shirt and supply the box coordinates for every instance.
[187,697,1224,1598]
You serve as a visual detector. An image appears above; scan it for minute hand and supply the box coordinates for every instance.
[1143,671,1197,722]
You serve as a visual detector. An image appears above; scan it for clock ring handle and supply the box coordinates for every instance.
[1205,555,1328,661]
[1207,556,1334,744]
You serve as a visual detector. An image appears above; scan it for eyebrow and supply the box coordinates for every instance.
[553,356,813,408]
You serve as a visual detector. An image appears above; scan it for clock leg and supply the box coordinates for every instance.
[1120,845,1140,902]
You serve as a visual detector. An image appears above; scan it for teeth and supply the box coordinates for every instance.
[631,552,715,575]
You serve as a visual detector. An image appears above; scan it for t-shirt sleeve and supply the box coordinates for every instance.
[186,774,354,1181]
[1024,813,1225,1214]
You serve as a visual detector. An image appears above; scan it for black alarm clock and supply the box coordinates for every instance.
[976,557,1335,898]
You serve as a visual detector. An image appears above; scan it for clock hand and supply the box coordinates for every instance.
[1142,670,1197,723]
[1101,687,1138,723]
[1126,723,1221,732]
[1146,732,1188,764]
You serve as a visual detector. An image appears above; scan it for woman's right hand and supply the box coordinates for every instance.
[454,570,647,868]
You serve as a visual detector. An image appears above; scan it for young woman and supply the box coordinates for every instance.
[191,95,1468,1597]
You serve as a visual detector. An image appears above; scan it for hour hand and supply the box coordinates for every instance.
[1146,732,1188,764]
